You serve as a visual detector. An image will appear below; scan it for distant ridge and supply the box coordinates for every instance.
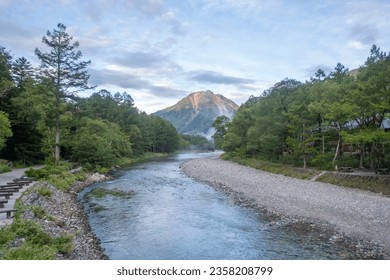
[153,90,239,137]
[348,68,359,77]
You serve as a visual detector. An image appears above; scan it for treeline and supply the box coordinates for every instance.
[180,134,214,151]
[214,45,390,170]
[0,24,181,169]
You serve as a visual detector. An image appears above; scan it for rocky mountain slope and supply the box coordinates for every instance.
[153,90,239,137]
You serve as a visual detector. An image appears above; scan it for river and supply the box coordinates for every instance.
[79,152,352,260]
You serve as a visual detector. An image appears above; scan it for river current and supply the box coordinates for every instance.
[79,152,349,260]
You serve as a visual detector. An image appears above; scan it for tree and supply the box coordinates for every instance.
[0,46,13,100]
[0,111,12,151]
[212,115,230,149]
[9,79,56,162]
[348,45,390,168]
[71,118,132,167]
[12,57,35,88]
[35,23,93,164]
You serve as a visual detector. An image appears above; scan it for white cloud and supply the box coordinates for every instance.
[347,41,365,50]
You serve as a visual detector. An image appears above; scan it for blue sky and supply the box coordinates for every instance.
[1,0,389,113]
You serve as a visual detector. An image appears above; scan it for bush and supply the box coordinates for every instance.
[25,161,86,192]
[0,163,11,174]
[31,206,46,219]
[335,154,359,168]
[0,220,74,259]
[37,187,52,197]
[53,235,73,255]
[310,153,335,170]
[71,118,132,168]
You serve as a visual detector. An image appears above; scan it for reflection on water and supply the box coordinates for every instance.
[80,151,348,260]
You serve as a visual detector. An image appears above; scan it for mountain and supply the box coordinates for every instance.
[153,90,239,137]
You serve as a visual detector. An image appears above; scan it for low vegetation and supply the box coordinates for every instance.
[25,161,86,191]
[222,153,321,180]
[0,219,73,260]
[87,187,135,199]
[317,173,390,195]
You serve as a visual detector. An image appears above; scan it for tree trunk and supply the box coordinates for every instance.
[369,143,376,170]
[339,135,344,160]
[359,143,365,169]
[332,135,340,165]
[55,94,60,164]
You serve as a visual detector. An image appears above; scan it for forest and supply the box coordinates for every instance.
[0,23,183,171]
[213,45,390,170]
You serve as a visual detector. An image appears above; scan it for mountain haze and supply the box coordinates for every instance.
[153,90,239,137]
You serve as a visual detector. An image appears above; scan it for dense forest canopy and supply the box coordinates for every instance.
[213,45,390,170]
[0,24,181,168]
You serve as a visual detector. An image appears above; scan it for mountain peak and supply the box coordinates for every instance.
[153,90,239,137]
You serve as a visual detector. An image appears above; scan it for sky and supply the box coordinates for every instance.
[1,0,389,113]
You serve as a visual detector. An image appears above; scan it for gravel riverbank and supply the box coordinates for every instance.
[16,173,109,260]
[181,158,390,259]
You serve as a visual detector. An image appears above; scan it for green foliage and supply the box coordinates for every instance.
[37,187,52,197]
[31,206,46,219]
[223,153,321,180]
[53,235,74,255]
[0,220,74,259]
[1,31,183,168]
[180,134,214,150]
[317,173,390,195]
[7,79,55,163]
[87,187,134,199]
[70,118,132,167]
[0,161,11,173]
[217,46,390,171]
[25,161,86,191]
[35,23,93,163]
[212,115,230,149]
[0,111,12,151]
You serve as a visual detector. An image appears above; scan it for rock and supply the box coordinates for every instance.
[17,182,107,259]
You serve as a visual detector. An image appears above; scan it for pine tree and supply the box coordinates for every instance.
[35,23,93,163]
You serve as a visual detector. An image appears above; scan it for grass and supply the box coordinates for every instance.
[31,206,46,219]
[37,187,52,197]
[0,219,73,259]
[87,187,134,199]
[118,152,169,166]
[222,154,321,180]
[0,163,11,174]
[316,173,390,195]
[25,161,86,192]
[222,153,390,195]
[93,205,107,212]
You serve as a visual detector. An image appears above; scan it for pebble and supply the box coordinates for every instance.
[16,173,110,260]
[182,158,390,259]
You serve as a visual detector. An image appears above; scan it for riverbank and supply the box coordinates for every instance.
[0,172,109,259]
[222,155,390,195]
[181,158,390,259]
[0,152,172,259]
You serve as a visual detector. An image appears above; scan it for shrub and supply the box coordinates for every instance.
[25,161,86,192]
[0,164,11,174]
[31,206,46,219]
[0,220,74,259]
[37,187,52,198]
[53,235,73,255]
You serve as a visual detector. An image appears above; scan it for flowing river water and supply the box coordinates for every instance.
[79,152,352,260]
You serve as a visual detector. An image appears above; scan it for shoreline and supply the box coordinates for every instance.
[181,158,390,259]
[2,172,109,260]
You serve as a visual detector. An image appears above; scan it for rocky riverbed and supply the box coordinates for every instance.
[181,158,390,259]
[16,173,109,260]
